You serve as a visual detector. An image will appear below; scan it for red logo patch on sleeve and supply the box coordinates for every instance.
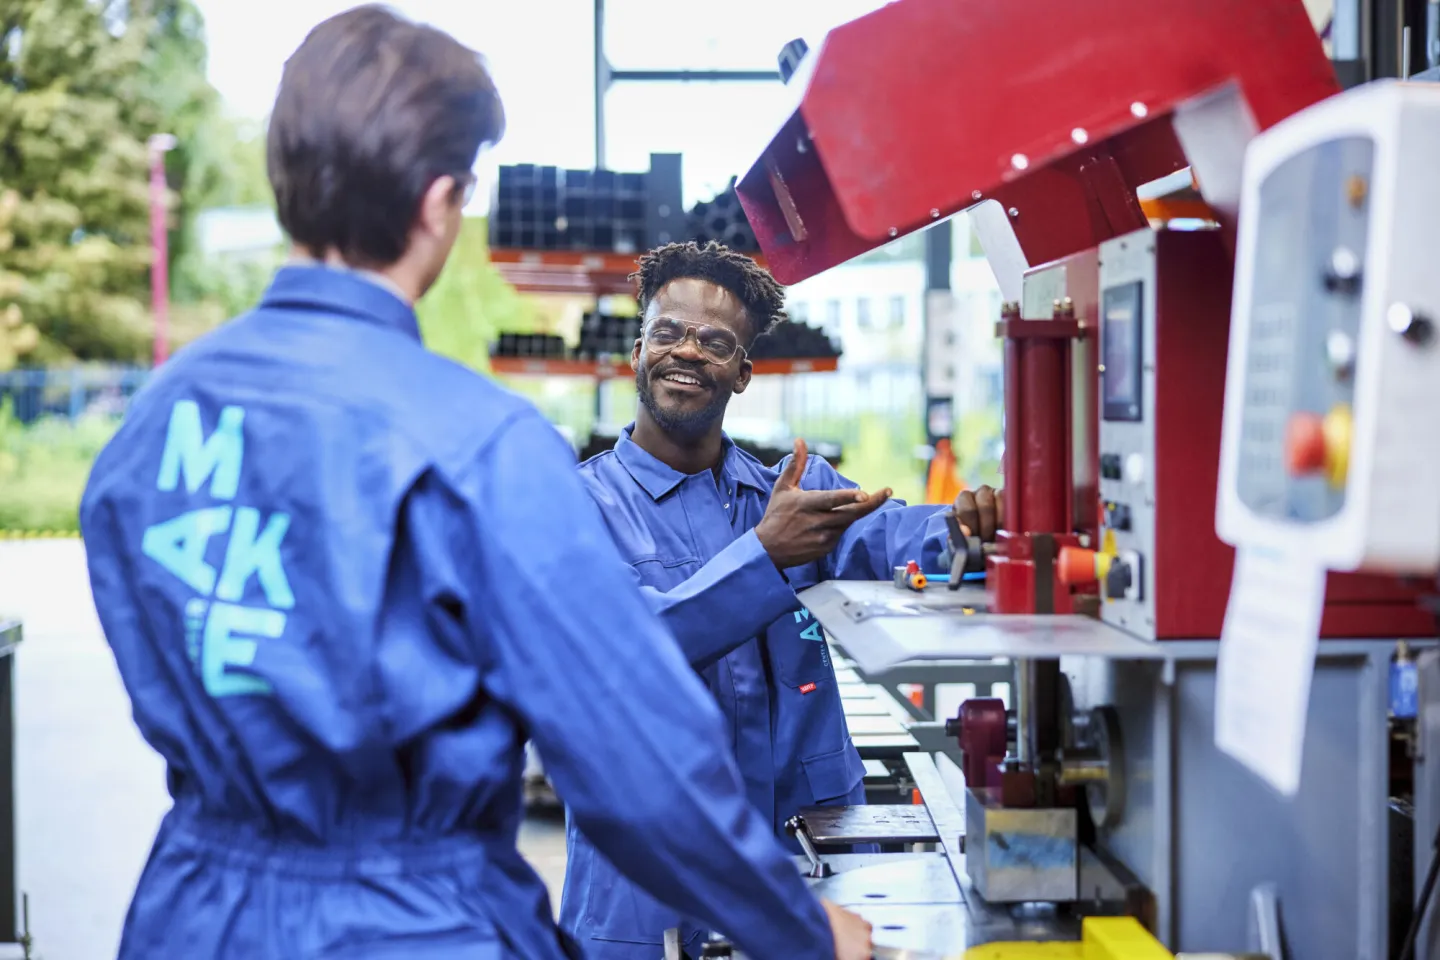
[800,682,818,694]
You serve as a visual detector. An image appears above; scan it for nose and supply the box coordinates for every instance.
[670,330,707,362]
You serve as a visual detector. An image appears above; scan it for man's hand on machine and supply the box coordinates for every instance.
[757,439,892,570]
[822,899,874,960]
[953,485,1003,542]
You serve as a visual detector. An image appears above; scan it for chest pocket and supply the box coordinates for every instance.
[772,563,831,689]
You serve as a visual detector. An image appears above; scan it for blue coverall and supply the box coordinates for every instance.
[559,427,950,957]
[78,266,833,960]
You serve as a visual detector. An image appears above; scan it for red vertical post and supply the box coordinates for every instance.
[148,135,176,368]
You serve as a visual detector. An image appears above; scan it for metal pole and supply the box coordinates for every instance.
[148,134,176,368]
[593,0,606,169]
[1014,658,1034,765]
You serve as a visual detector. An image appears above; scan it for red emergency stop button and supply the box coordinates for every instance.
[1058,546,1112,585]
[1285,412,1327,476]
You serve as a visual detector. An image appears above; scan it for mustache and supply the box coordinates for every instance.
[650,359,714,387]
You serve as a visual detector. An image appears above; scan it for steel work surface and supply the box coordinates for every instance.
[799,804,940,845]
[800,581,1162,673]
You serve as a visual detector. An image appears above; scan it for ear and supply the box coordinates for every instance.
[630,336,643,372]
[733,357,753,395]
[416,175,461,240]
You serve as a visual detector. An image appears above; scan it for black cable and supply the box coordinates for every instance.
[1400,816,1440,960]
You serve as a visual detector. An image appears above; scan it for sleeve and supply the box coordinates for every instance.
[582,477,800,669]
[437,413,833,960]
[783,454,952,580]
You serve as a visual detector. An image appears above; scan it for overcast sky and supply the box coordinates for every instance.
[192,0,893,209]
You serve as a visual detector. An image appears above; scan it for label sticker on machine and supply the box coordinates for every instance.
[1214,546,1326,797]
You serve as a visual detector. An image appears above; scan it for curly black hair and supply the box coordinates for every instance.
[630,240,787,345]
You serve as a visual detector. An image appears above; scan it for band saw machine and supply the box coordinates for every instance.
[677,0,1440,957]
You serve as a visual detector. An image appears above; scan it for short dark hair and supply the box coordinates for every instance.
[631,241,787,345]
[267,5,505,267]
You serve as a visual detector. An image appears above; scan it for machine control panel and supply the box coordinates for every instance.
[1217,81,1440,573]
[1097,232,1158,636]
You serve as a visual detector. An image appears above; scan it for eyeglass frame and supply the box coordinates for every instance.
[640,316,751,366]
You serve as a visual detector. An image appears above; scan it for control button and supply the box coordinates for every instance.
[1104,558,1133,600]
[1104,501,1132,531]
[1326,330,1356,379]
[1285,412,1327,476]
[1099,453,1122,480]
[1325,246,1362,294]
[1058,546,1112,586]
[1124,453,1146,485]
[1388,303,1435,348]
[1284,405,1352,488]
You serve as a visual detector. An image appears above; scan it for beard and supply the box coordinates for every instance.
[636,358,733,440]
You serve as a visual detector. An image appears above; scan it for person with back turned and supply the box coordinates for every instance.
[78,8,873,958]
[559,240,1001,957]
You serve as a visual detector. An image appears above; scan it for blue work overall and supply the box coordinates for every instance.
[560,428,950,958]
[80,267,832,960]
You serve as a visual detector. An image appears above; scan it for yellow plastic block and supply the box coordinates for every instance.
[1082,917,1173,960]
[965,943,1082,959]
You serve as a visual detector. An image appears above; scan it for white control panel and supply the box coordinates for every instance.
[1216,80,1440,574]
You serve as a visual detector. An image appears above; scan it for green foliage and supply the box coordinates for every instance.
[0,398,117,531]
[416,217,534,372]
[0,0,268,367]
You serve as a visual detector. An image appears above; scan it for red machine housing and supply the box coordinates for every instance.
[987,251,1102,616]
[735,0,1339,285]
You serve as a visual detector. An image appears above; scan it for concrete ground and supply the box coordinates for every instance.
[0,540,567,960]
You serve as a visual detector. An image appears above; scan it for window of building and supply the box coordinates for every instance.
[824,299,841,334]
[790,301,809,325]
[888,295,905,329]
[856,298,872,329]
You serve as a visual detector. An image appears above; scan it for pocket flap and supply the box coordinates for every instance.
[801,741,866,804]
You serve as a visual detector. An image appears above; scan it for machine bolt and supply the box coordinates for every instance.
[972,190,982,200]
[1008,206,1019,217]
[888,227,898,237]
[1389,303,1436,347]
[1011,153,1029,170]
[1131,101,1149,117]
[930,208,940,218]
[1072,127,1089,144]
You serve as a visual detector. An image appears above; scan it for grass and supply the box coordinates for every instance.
[0,402,117,532]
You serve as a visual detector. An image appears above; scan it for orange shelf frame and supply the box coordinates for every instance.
[490,356,838,379]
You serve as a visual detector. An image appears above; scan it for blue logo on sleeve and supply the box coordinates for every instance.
[794,607,831,669]
[142,400,293,698]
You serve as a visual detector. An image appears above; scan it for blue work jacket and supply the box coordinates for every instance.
[78,266,831,960]
[559,427,949,957]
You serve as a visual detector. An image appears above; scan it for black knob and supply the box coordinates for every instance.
[701,941,734,958]
[1105,560,1132,599]
[944,717,962,738]
[1323,246,1362,295]
[778,38,809,83]
[1390,304,1436,348]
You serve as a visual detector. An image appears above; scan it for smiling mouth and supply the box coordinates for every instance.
[659,370,707,389]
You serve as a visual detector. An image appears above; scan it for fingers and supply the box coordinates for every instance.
[777,437,809,490]
[974,485,998,542]
[954,490,979,541]
[819,488,892,528]
[800,487,871,511]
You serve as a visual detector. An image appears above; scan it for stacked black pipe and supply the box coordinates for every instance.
[492,333,569,359]
[686,177,760,253]
[491,165,648,253]
[749,321,842,361]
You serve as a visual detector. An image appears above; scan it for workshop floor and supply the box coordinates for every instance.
[0,540,569,960]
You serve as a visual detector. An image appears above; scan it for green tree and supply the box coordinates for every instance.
[0,0,163,365]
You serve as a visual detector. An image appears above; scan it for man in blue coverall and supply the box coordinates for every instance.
[560,241,1002,957]
[78,9,874,959]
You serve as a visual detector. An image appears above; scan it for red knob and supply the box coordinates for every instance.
[1285,412,1327,476]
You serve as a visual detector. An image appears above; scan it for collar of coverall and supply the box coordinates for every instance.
[259,262,422,342]
[614,424,771,501]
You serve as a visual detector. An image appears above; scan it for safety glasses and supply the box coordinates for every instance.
[642,317,747,365]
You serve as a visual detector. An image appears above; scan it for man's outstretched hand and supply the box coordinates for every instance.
[954,485,1003,542]
[756,439,892,570]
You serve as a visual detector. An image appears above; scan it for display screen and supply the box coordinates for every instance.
[1102,281,1144,422]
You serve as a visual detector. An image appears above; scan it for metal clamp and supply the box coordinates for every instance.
[786,814,834,878]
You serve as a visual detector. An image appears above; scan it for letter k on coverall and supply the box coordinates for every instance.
[78,266,832,960]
